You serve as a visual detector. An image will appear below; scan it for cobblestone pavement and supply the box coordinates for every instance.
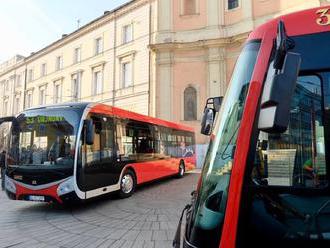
[0,172,199,248]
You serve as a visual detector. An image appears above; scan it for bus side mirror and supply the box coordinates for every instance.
[201,108,215,136]
[200,96,223,136]
[85,119,94,145]
[213,97,223,112]
[258,52,301,133]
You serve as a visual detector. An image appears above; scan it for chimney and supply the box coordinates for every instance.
[104,11,110,15]
[62,34,67,38]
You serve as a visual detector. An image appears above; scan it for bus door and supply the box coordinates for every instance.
[82,114,116,192]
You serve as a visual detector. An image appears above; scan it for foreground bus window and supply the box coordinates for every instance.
[183,41,261,248]
[239,31,330,247]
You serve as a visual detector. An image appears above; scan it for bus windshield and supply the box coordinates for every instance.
[7,108,81,171]
[186,41,261,247]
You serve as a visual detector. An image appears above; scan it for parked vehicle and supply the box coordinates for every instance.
[0,102,195,204]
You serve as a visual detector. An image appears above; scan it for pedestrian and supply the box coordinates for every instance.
[0,150,6,190]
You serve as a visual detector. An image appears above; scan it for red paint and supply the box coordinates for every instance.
[220,32,274,248]
[15,182,63,204]
[89,104,194,133]
[128,156,196,184]
[219,6,330,247]
[248,6,330,41]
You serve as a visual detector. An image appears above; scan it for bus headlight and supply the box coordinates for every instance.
[57,177,74,196]
[5,176,16,194]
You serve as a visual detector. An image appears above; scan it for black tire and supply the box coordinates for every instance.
[177,160,185,178]
[118,169,136,198]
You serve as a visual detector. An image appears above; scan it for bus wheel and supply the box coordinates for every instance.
[177,161,185,178]
[119,170,136,198]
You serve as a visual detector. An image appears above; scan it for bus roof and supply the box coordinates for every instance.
[89,103,195,133]
[248,5,330,41]
[23,102,195,133]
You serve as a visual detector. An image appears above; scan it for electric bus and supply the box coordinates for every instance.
[173,6,330,248]
[0,102,195,204]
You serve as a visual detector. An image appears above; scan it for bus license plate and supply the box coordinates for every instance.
[28,195,45,202]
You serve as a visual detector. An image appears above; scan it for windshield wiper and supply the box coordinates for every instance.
[217,124,240,160]
[304,199,330,240]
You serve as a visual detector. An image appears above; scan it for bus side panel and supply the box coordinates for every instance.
[182,154,196,171]
[130,158,180,184]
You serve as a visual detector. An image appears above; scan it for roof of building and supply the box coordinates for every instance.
[0,0,138,75]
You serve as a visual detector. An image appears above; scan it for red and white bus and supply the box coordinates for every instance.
[174,6,330,248]
[0,103,195,204]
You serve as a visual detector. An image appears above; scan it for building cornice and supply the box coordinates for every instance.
[149,32,249,52]
[0,0,152,77]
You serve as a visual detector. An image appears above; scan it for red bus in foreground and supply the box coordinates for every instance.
[175,6,330,248]
[0,103,195,204]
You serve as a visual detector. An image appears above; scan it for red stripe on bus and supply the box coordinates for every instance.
[220,31,274,248]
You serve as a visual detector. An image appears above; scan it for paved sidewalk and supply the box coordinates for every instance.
[0,171,200,248]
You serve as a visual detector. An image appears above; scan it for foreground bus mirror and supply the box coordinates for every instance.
[213,97,223,112]
[258,52,301,133]
[201,108,215,135]
[200,96,223,136]
[85,119,94,145]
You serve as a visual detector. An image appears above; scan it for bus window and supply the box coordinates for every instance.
[100,117,114,160]
[160,127,169,156]
[243,73,330,247]
[85,116,101,164]
[85,115,114,165]
[116,120,134,160]
[252,75,325,188]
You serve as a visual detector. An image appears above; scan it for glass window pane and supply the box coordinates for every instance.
[252,75,326,188]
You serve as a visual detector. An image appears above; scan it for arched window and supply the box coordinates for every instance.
[183,0,196,15]
[184,86,197,121]
[228,0,239,10]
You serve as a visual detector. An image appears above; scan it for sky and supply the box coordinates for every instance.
[0,0,130,63]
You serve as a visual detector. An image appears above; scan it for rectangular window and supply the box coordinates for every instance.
[3,101,8,116]
[95,38,103,55]
[74,47,81,63]
[54,84,61,103]
[123,24,133,44]
[56,56,63,71]
[28,69,33,82]
[39,87,46,105]
[228,0,239,10]
[122,62,132,88]
[16,74,21,88]
[72,73,81,101]
[26,92,33,108]
[183,0,197,15]
[93,71,102,95]
[15,97,20,113]
[5,80,9,91]
[41,63,47,76]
